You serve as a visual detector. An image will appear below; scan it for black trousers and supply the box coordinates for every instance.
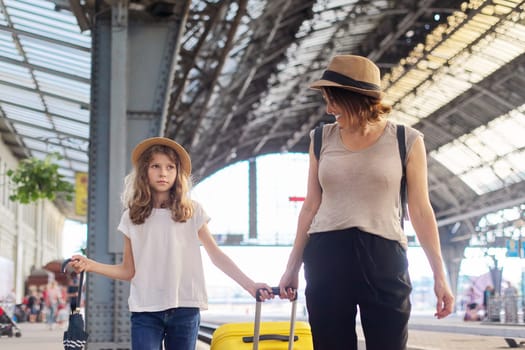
[303,228,412,350]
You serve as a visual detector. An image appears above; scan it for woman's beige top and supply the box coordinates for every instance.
[308,120,421,248]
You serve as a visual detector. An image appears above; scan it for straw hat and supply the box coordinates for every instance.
[309,55,384,100]
[131,137,191,175]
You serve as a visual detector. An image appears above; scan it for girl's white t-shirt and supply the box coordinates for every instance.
[118,201,210,312]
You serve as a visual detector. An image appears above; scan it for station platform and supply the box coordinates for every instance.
[2,313,524,349]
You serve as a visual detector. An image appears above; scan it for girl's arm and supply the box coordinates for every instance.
[69,235,135,281]
[198,224,273,300]
[406,136,454,318]
[279,141,322,297]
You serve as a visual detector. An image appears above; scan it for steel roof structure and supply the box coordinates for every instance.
[0,0,524,246]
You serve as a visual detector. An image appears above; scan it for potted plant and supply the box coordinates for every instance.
[6,152,74,204]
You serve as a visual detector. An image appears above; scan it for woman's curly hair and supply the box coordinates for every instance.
[122,144,193,225]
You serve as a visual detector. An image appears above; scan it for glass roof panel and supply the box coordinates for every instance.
[44,96,89,123]
[52,116,89,138]
[2,104,51,128]
[0,0,91,193]
[493,158,522,183]
[383,2,525,123]
[459,166,503,195]
[431,107,525,194]
[34,71,90,104]
[432,142,481,174]
[0,85,42,108]
[0,62,34,87]
[12,122,58,140]
[65,148,88,162]
[5,0,91,46]
[26,55,89,78]
[20,35,89,55]
[0,31,20,55]
[69,160,88,173]
[22,138,50,153]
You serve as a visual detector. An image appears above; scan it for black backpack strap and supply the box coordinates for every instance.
[313,126,323,160]
[397,124,407,228]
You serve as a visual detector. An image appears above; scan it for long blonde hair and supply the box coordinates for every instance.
[122,145,193,224]
[323,86,391,128]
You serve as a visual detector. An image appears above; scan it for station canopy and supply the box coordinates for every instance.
[0,0,523,244]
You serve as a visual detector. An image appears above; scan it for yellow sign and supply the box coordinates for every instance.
[75,172,88,216]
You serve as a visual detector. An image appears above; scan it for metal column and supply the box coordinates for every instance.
[249,158,257,239]
[86,1,189,348]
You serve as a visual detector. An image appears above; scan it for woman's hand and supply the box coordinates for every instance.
[278,269,299,300]
[434,278,455,319]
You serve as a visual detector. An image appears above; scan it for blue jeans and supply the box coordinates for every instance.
[131,307,200,350]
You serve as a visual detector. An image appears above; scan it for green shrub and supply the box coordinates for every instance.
[7,153,74,204]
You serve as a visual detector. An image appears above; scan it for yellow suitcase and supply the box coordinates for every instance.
[211,321,312,350]
[210,288,313,350]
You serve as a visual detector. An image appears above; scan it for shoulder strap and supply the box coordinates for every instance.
[314,126,323,160]
[397,124,407,228]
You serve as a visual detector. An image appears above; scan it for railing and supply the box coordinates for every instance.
[199,322,218,344]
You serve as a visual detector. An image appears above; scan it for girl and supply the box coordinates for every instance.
[70,137,273,350]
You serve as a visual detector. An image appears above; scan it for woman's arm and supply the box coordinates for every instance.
[406,136,454,318]
[198,223,273,300]
[279,141,322,297]
[69,235,135,281]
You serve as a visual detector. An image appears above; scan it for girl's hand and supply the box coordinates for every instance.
[250,283,275,301]
[69,255,91,273]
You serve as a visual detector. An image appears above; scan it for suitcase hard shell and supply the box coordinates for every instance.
[210,287,313,350]
[211,320,313,350]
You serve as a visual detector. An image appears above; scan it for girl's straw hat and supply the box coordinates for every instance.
[309,55,384,100]
[131,137,191,175]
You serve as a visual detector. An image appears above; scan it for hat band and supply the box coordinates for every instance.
[322,70,381,91]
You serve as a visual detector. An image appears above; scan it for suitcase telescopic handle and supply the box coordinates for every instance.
[253,287,298,350]
[256,287,297,302]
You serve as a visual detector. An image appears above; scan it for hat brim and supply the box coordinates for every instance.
[309,79,384,100]
[131,137,191,176]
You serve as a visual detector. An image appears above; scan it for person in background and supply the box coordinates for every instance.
[278,54,454,350]
[44,280,61,329]
[69,137,273,350]
[466,286,479,310]
[26,288,39,323]
[482,285,495,320]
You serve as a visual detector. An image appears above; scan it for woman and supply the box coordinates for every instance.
[278,55,454,350]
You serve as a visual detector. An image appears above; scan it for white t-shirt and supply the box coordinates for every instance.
[118,200,210,312]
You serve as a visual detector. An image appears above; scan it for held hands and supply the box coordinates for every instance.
[254,286,297,302]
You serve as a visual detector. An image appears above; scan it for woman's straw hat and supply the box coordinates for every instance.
[131,137,191,176]
[309,55,384,100]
